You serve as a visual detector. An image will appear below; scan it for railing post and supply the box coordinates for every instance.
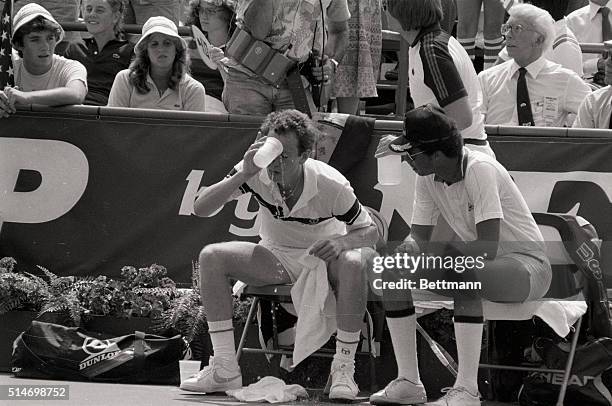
[395,36,409,117]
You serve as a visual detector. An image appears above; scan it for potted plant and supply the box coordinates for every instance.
[0,257,181,366]
[74,264,178,335]
[0,257,49,315]
[0,257,50,371]
[0,257,259,375]
[151,261,255,364]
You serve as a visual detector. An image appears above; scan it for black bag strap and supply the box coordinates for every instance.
[286,67,316,117]
[134,331,146,370]
[532,213,612,338]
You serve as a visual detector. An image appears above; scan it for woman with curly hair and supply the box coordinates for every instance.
[107,16,207,111]
[183,0,235,104]
[185,0,235,46]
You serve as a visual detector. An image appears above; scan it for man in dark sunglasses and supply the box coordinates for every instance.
[370,104,551,406]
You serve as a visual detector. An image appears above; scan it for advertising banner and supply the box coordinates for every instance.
[1,110,611,284]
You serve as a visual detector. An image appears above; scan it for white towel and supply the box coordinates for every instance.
[411,290,587,337]
[290,254,337,367]
[226,376,308,403]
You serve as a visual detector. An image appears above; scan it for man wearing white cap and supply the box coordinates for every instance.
[0,3,87,118]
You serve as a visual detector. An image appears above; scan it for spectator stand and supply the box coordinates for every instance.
[54,20,612,118]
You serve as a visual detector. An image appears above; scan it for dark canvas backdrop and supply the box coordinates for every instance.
[1,109,611,284]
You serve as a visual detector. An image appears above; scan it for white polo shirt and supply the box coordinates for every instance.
[233,158,372,249]
[411,149,546,257]
[107,69,207,112]
[409,24,487,141]
[478,57,591,127]
[573,85,612,128]
[567,0,612,76]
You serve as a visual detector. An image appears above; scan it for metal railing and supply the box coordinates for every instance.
[13,104,612,138]
[54,22,612,119]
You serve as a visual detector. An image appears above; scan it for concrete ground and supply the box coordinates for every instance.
[0,373,517,406]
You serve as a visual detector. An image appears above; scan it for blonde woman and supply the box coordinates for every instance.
[65,0,134,106]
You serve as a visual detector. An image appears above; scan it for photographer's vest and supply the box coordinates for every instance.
[230,0,327,69]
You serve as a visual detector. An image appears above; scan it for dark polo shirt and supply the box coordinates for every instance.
[65,37,134,106]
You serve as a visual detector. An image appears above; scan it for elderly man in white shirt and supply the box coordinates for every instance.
[573,52,612,127]
[567,0,612,78]
[479,3,591,127]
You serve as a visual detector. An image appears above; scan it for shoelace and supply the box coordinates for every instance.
[194,364,213,379]
[194,357,239,380]
[194,357,220,379]
[439,386,477,399]
[332,364,355,386]
[387,377,413,390]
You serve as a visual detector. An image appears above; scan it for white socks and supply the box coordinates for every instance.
[333,329,361,366]
[454,321,483,394]
[208,319,237,364]
[386,313,421,383]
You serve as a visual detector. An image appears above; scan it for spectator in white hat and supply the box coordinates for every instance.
[14,0,81,53]
[107,16,207,112]
[0,3,87,118]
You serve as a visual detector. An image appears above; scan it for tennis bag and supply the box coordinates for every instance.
[12,321,184,384]
[518,337,612,405]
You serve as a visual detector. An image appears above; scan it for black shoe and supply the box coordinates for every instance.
[385,63,399,81]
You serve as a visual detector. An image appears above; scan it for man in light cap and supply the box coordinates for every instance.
[0,3,87,118]
[369,105,551,405]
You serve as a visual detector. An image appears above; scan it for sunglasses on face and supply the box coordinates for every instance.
[200,5,224,16]
[405,149,426,160]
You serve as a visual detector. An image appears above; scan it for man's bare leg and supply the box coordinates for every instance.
[324,249,369,400]
[181,241,292,393]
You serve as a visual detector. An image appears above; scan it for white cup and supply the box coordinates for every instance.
[253,137,283,168]
[179,360,201,383]
[377,155,402,185]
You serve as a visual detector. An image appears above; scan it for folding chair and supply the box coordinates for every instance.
[235,206,389,392]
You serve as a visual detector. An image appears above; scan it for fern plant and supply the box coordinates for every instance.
[1,258,180,327]
[153,289,207,342]
[151,261,208,358]
[151,260,254,361]
[0,258,49,315]
[37,265,84,326]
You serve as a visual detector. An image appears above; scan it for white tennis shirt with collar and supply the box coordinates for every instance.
[230,158,372,249]
[411,148,546,257]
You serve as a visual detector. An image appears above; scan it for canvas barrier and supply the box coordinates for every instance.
[1,106,611,284]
